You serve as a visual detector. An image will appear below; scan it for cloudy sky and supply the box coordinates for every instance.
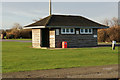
[1,2,118,29]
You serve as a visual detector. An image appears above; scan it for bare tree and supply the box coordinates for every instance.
[12,23,23,30]
[103,18,110,26]
[111,17,118,27]
[103,17,118,27]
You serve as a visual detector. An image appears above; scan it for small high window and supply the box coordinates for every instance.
[61,28,75,34]
[81,29,84,33]
[66,29,69,32]
[70,29,74,32]
[63,29,65,33]
[85,29,88,33]
[80,28,93,34]
[89,29,92,33]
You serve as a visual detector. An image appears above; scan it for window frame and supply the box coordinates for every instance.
[80,28,93,34]
[56,29,59,35]
[61,28,75,34]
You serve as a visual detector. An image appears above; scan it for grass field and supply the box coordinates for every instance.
[2,42,118,73]
[5,39,32,40]
[98,42,119,44]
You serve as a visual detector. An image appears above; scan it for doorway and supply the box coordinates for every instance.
[41,28,49,47]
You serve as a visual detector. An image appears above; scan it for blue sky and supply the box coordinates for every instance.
[1,2,118,29]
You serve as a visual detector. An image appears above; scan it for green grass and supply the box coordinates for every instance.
[5,39,32,40]
[98,42,119,44]
[2,42,118,73]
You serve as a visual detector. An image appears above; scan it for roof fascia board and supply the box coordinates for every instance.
[23,26,46,29]
[46,26,109,29]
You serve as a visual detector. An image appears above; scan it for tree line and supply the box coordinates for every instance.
[98,17,119,42]
[1,23,32,39]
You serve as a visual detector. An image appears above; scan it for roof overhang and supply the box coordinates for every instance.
[46,26,109,29]
[23,26,46,29]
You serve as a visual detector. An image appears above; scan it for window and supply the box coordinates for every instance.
[85,29,88,33]
[80,28,93,34]
[81,29,84,33]
[61,28,75,34]
[66,29,69,32]
[56,29,59,35]
[70,29,73,32]
[63,29,65,33]
[89,29,92,33]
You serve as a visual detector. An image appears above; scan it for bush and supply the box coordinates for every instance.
[98,29,106,42]
[98,26,120,42]
[20,30,32,39]
[6,29,32,39]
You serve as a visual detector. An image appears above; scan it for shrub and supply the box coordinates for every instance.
[20,30,32,39]
[98,26,120,42]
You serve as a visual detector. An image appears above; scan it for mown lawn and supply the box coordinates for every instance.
[6,39,32,41]
[98,42,119,44]
[2,42,118,73]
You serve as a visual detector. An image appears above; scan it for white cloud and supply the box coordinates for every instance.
[7,10,37,17]
[3,7,48,18]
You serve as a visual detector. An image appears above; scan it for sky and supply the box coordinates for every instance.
[1,2,118,29]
